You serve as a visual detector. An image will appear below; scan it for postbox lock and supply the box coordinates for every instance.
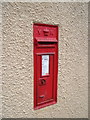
[41,79,46,85]
[39,79,46,86]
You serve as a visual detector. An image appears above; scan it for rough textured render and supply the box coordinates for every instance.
[0,2,2,119]
[88,2,90,118]
[2,2,88,118]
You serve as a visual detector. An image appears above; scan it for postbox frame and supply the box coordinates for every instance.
[33,23,58,110]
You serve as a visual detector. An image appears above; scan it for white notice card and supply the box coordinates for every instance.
[42,55,49,76]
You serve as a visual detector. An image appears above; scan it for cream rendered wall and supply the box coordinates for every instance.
[0,2,2,119]
[2,2,88,118]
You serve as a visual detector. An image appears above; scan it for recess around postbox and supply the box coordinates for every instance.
[33,23,58,110]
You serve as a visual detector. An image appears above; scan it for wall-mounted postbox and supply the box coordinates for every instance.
[33,23,58,110]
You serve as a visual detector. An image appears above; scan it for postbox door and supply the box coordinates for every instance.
[34,23,58,110]
[37,54,54,105]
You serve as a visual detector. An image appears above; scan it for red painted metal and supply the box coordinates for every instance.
[33,23,58,110]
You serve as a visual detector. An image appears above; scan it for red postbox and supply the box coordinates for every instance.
[33,23,58,110]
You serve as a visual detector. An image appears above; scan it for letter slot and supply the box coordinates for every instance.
[33,23,58,110]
